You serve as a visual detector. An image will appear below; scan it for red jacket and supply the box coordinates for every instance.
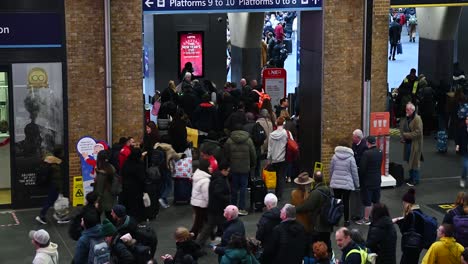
[119,145,131,170]
[274,24,284,42]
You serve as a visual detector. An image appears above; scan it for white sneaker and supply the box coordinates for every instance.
[57,219,70,224]
[35,216,47,225]
[460,179,466,188]
[159,198,169,208]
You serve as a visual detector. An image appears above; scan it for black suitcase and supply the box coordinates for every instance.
[349,190,363,221]
[389,162,404,187]
[173,177,192,205]
[250,177,267,212]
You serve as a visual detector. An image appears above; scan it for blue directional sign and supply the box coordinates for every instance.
[143,0,322,13]
[0,13,62,48]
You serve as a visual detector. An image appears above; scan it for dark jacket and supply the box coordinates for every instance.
[161,87,178,105]
[443,205,465,225]
[164,239,203,264]
[95,166,117,213]
[396,208,425,250]
[215,218,246,256]
[341,241,364,264]
[262,219,306,264]
[255,207,281,244]
[389,21,401,45]
[359,146,383,189]
[208,171,230,215]
[224,130,256,174]
[455,124,468,155]
[169,118,188,153]
[366,216,397,264]
[111,237,136,264]
[192,102,218,133]
[121,152,146,221]
[179,89,200,119]
[296,182,333,233]
[68,204,100,241]
[74,225,103,264]
[224,110,247,132]
[44,155,63,193]
[116,215,138,238]
[352,140,368,168]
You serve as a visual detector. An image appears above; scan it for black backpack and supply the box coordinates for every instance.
[109,144,122,173]
[36,161,52,186]
[318,189,344,226]
[251,123,266,147]
[134,224,158,258]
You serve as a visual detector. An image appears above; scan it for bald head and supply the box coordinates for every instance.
[240,78,247,87]
[223,205,239,220]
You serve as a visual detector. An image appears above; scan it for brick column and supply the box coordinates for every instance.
[65,0,106,184]
[321,0,364,180]
[371,0,390,112]
[111,0,144,142]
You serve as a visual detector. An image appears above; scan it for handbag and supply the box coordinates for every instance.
[401,214,423,249]
[286,130,299,162]
[262,165,277,189]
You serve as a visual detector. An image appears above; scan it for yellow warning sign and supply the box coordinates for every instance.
[314,162,323,173]
[72,176,85,206]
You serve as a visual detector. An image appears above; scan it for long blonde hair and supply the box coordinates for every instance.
[403,202,413,216]
[168,80,176,92]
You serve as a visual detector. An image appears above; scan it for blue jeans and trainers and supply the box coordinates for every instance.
[461,154,468,187]
[405,142,420,185]
[36,186,59,224]
[159,170,172,208]
[231,172,249,214]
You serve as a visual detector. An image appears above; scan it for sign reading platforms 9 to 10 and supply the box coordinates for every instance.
[143,0,322,13]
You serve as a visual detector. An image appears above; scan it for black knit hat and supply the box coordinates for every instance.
[402,188,416,204]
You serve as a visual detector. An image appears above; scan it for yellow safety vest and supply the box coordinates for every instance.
[404,78,419,94]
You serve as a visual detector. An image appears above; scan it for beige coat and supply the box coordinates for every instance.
[256,117,274,155]
[400,114,423,170]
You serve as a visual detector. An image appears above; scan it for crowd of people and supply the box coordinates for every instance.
[28,66,468,264]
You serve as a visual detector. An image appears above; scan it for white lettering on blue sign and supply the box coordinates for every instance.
[144,0,321,13]
[0,27,10,34]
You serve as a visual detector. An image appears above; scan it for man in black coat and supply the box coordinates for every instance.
[357,136,383,225]
[352,129,368,168]
[178,87,200,120]
[192,94,218,134]
[262,204,306,264]
[389,18,402,61]
[224,102,247,133]
[213,205,246,259]
[255,193,281,245]
[196,161,231,248]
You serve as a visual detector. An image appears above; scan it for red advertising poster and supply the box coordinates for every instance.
[179,32,204,77]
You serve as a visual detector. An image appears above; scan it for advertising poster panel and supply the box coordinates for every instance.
[179,32,204,77]
[12,63,64,207]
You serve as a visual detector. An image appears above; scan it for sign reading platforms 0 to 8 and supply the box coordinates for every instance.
[143,0,322,13]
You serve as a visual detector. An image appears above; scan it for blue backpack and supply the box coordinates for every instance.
[318,189,344,226]
[413,210,438,249]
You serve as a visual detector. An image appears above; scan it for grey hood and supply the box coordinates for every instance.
[334,146,354,160]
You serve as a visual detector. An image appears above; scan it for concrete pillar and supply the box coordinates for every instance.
[455,7,468,71]
[228,12,264,83]
[418,7,461,85]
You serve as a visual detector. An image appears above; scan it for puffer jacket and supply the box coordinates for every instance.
[190,169,211,208]
[329,146,360,191]
[33,242,59,264]
[44,155,63,193]
[267,126,288,163]
[255,207,281,244]
[366,216,397,264]
[224,130,256,174]
[220,248,259,264]
[262,219,307,264]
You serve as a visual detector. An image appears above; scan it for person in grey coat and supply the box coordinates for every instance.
[329,139,360,226]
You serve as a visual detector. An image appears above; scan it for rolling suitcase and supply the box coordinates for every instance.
[173,178,192,205]
[250,177,267,212]
[284,38,292,54]
[349,190,363,221]
[389,162,404,187]
[436,130,448,153]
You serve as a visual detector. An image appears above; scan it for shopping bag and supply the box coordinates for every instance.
[397,43,403,54]
[262,167,277,189]
[143,192,151,208]
[54,194,70,218]
[172,157,193,179]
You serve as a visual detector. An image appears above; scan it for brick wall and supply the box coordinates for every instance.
[65,0,143,198]
[111,0,144,142]
[322,0,365,180]
[65,0,106,192]
[371,0,390,112]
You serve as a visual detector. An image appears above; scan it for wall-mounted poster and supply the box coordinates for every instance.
[12,63,64,207]
[179,32,204,77]
[76,136,109,196]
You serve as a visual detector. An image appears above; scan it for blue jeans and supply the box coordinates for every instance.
[40,186,59,218]
[231,172,248,210]
[409,169,420,184]
[160,170,172,200]
[462,154,468,181]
